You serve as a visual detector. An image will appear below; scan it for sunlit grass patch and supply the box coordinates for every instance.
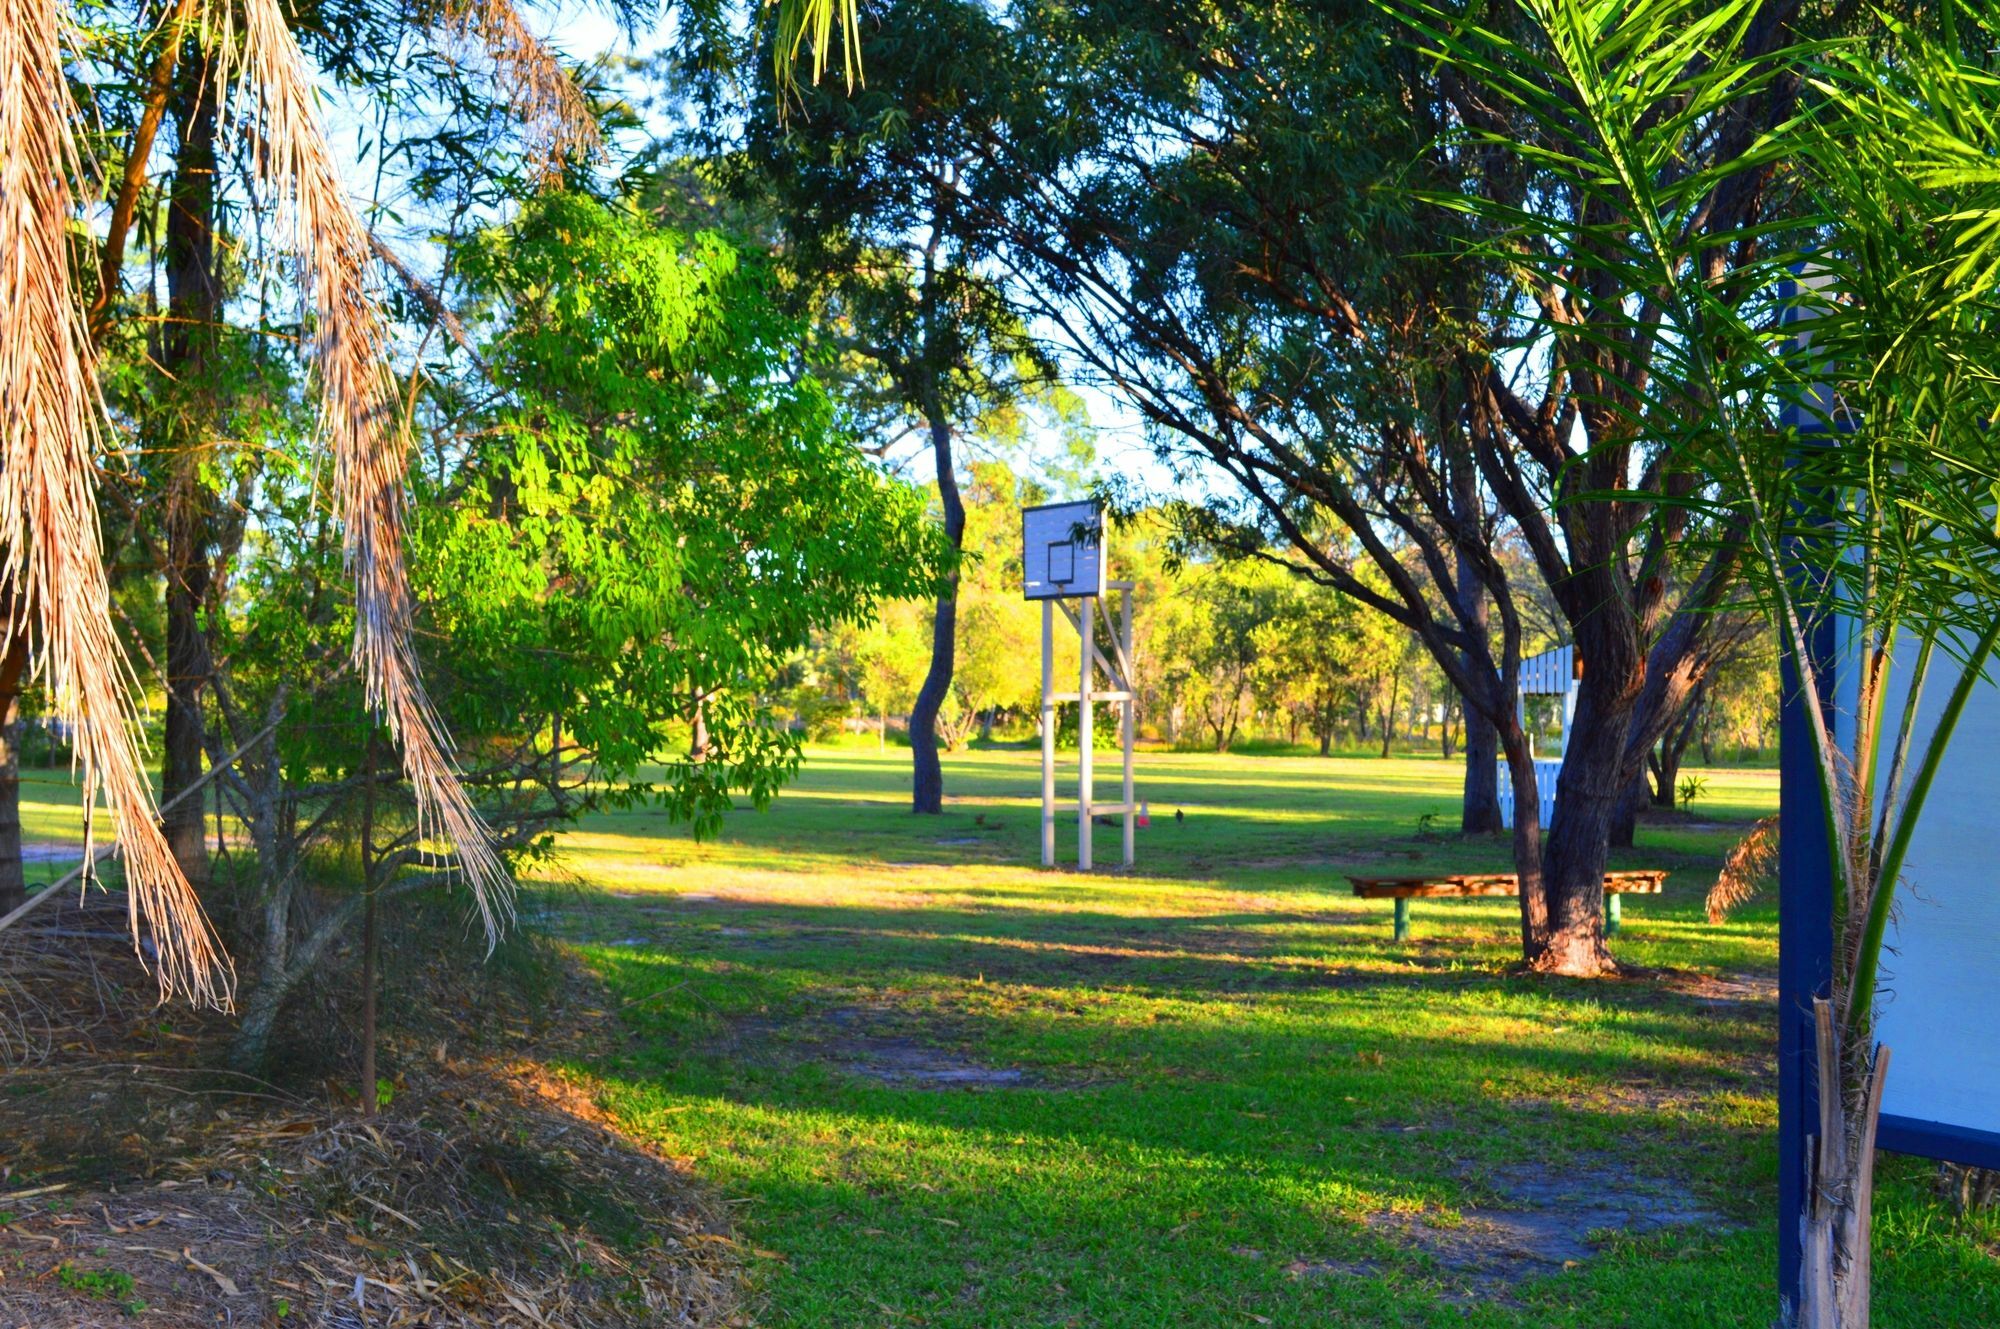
[544,745,1994,1327]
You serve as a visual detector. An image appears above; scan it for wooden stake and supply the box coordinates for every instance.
[359,734,380,1117]
[1041,600,1055,868]
[1078,595,1094,871]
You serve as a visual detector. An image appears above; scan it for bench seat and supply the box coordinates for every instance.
[1347,870,1666,940]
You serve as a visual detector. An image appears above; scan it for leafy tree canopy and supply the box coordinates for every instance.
[410,193,953,830]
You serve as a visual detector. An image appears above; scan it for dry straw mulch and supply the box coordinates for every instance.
[0,892,744,1327]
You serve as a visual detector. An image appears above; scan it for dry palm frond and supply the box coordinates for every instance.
[435,0,600,186]
[1707,814,1778,923]
[221,0,511,942]
[0,0,230,1005]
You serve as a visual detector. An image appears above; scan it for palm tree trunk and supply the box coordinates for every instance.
[1796,1000,1890,1329]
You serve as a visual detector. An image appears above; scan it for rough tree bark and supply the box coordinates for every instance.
[908,408,962,814]
[160,55,220,886]
[1609,768,1649,849]
[1454,464,1503,833]
[1532,656,1632,974]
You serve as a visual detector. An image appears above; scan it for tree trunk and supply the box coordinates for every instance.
[1462,700,1502,835]
[1378,671,1399,758]
[1529,642,1637,976]
[1609,767,1648,849]
[908,410,963,814]
[0,638,28,916]
[160,56,220,887]
[689,691,710,761]
[1652,686,1702,807]
[231,976,290,1074]
[1499,726,1549,959]
[1795,1000,1889,1329]
[979,708,995,743]
[1453,458,1503,833]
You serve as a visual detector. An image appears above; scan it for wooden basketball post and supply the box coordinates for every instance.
[1039,580,1138,871]
[1040,599,1055,868]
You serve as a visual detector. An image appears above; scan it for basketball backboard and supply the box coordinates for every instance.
[1022,500,1105,600]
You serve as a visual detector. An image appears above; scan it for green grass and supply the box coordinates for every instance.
[11,768,144,891]
[544,749,1993,1325]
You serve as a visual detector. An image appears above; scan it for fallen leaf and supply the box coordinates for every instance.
[184,1248,240,1297]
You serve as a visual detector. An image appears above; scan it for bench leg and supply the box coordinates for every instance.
[1605,892,1622,937]
[1393,897,1410,943]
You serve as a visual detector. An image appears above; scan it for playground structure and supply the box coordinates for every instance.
[1493,645,1578,829]
[1023,500,1137,870]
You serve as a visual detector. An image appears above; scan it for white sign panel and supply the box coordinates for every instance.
[1022,501,1105,600]
[1855,637,2000,1138]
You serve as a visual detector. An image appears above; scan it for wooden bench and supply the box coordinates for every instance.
[1347,870,1667,942]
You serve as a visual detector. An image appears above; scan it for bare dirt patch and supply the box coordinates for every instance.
[1367,1160,1723,1297]
[823,1006,1028,1087]
[1665,970,1778,1011]
[720,1003,1037,1090]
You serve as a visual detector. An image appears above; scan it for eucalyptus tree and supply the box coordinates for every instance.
[900,0,1866,973]
[1414,0,2000,1320]
[683,0,1062,814]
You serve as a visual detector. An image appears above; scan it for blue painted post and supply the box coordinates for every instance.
[1776,294,1838,1321]
[1778,609,1836,1321]
[1393,896,1409,943]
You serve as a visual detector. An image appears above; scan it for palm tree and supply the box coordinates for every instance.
[1408,0,2000,1321]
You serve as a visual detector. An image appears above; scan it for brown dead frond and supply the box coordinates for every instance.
[1707,814,1778,923]
[221,0,512,942]
[437,0,601,186]
[0,0,230,1006]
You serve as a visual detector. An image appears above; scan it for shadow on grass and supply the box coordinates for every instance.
[562,855,2000,1329]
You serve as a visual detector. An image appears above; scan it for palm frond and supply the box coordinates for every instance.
[0,0,230,1004]
[437,0,600,185]
[224,0,512,942]
[773,0,863,103]
[1708,814,1777,923]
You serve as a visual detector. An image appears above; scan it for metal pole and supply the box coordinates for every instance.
[1041,599,1055,868]
[1078,594,1094,871]
[1121,587,1135,867]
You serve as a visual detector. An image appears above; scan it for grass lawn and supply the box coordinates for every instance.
[537,748,1990,1325]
